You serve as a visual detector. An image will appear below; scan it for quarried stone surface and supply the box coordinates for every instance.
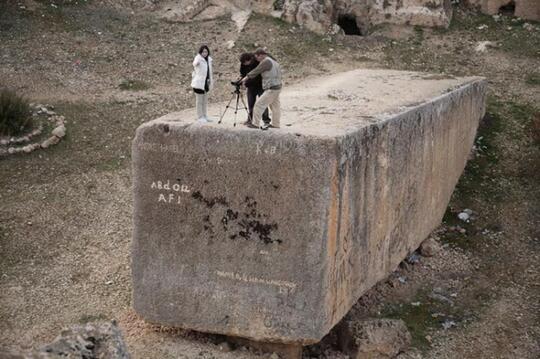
[132,69,486,344]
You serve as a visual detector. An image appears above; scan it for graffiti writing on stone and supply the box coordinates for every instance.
[216,270,296,293]
[138,142,182,154]
[150,179,191,205]
[254,139,300,156]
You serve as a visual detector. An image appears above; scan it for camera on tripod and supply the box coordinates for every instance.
[230,79,242,93]
[218,79,249,126]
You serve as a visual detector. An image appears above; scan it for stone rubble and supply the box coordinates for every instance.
[475,41,497,52]
[337,318,412,359]
[420,237,442,257]
[0,321,130,359]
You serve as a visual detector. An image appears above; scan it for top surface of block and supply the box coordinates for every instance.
[147,69,482,137]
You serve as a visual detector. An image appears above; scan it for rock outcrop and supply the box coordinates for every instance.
[281,0,453,34]
[468,0,540,21]
[147,0,453,34]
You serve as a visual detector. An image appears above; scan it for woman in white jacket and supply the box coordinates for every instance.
[191,45,213,122]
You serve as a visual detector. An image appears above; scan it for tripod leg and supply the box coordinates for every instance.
[233,92,242,127]
[219,93,236,124]
[239,93,250,118]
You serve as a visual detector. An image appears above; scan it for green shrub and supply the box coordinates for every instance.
[525,73,540,86]
[118,79,151,91]
[0,88,33,137]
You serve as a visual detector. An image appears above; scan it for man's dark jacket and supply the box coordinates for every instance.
[240,61,263,92]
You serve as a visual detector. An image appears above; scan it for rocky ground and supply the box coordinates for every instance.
[0,1,539,358]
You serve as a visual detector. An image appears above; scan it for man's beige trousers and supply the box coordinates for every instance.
[253,89,281,127]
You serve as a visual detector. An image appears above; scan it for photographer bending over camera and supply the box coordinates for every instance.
[191,45,213,123]
[239,52,270,127]
[241,48,282,130]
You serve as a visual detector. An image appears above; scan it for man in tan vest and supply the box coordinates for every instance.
[240,48,282,130]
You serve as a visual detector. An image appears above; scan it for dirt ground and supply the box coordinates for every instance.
[0,1,539,358]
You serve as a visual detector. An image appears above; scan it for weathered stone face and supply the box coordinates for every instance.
[469,0,540,21]
[132,69,486,344]
[281,0,453,34]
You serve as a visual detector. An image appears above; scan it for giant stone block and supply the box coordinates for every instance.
[132,69,487,344]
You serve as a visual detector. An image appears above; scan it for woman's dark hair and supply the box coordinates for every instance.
[239,52,254,63]
[198,45,210,57]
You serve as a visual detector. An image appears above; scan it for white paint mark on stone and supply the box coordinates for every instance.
[151,179,191,205]
[216,271,296,291]
[151,180,190,193]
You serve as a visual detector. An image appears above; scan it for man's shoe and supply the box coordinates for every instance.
[245,122,258,129]
[197,117,208,123]
[260,123,270,130]
[204,116,213,123]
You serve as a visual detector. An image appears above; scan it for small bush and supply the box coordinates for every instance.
[525,73,540,86]
[0,88,33,137]
[532,112,540,145]
[118,79,151,91]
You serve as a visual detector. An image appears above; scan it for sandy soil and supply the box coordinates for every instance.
[0,2,539,358]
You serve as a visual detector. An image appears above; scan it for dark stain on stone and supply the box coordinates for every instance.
[222,209,239,231]
[233,195,281,244]
[238,219,281,244]
[226,209,238,220]
[245,196,257,208]
[221,216,229,230]
[197,195,280,244]
[245,208,258,218]
[192,191,229,207]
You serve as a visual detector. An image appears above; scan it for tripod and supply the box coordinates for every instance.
[218,85,249,127]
